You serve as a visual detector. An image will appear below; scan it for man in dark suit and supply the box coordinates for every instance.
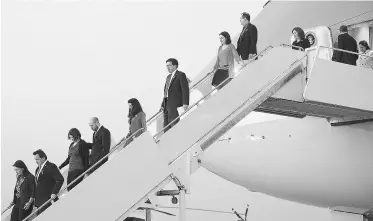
[33,149,64,215]
[335,25,358,65]
[160,58,190,132]
[87,117,111,174]
[237,12,258,62]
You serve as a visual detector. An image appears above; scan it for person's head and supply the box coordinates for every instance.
[88,117,100,132]
[219,31,232,45]
[358,40,370,53]
[307,34,315,45]
[166,58,178,74]
[292,27,305,41]
[68,128,81,142]
[240,12,250,26]
[33,149,47,167]
[13,160,30,177]
[339,25,348,33]
[128,98,144,118]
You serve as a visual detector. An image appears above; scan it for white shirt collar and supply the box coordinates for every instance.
[170,69,177,80]
[36,160,48,179]
[40,160,48,170]
[97,125,102,132]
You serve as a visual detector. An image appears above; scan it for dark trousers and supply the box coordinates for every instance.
[163,99,180,133]
[10,199,33,221]
[67,169,85,191]
[88,157,108,175]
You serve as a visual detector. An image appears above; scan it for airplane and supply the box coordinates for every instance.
[2,1,373,221]
[186,1,373,220]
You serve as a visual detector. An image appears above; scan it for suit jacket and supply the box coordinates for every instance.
[161,70,190,110]
[335,33,358,65]
[88,126,111,166]
[12,173,35,208]
[34,161,64,207]
[59,139,90,172]
[237,23,258,60]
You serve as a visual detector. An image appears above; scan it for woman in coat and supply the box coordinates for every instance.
[357,40,373,69]
[59,128,90,191]
[120,98,147,146]
[291,27,311,50]
[212,31,243,90]
[10,160,35,221]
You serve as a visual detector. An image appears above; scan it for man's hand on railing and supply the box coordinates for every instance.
[183,105,189,112]
[248,54,255,60]
[51,194,57,200]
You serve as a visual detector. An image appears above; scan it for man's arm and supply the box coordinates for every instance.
[353,40,359,61]
[79,142,90,171]
[236,38,241,56]
[248,25,258,55]
[102,129,111,155]
[335,35,343,62]
[51,163,64,195]
[179,72,190,106]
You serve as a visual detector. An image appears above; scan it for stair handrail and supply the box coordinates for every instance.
[1,204,13,215]
[20,43,302,221]
[16,61,228,221]
[279,43,305,51]
[22,128,143,221]
[316,45,371,58]
[146,67,222,126]
[145,45,298,127]
[153,45,276,141]
[168,50,308,166]
[1,167,70,219]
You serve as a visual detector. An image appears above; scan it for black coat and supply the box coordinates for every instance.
[88,126,111,166]
[161,70,190,110]
[237,23,258,60]
[292,39,310,50]
[335,33,358,65]
[59,139,90,172]
[12,173,35,208]
[34,161,64,207]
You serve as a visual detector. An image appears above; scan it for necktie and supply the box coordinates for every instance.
[164,74,172,97]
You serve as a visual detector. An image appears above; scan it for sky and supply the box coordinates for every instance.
[1,0,330,220]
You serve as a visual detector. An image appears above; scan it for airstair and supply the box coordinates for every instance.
[0,45,306,221]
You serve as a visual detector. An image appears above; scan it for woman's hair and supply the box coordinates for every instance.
[292,27,306,40]
[359,40,371,50]
[13,160,31,176]
[128,98,144,119]
[68,128,81,141]
[219,31,232,44]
